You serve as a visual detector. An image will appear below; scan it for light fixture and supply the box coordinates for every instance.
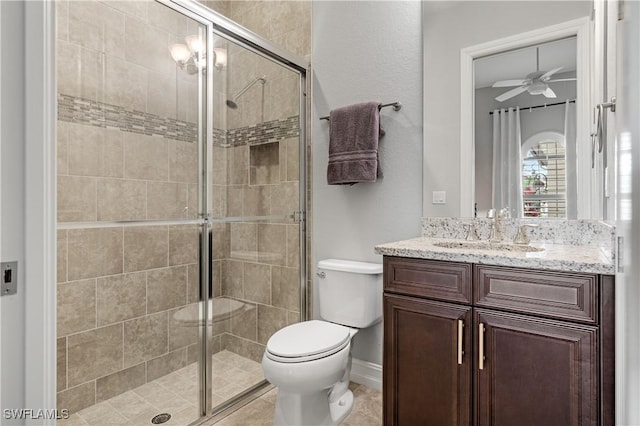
[169,36,227,75]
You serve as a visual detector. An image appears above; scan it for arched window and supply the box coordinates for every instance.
[521,131,566,218]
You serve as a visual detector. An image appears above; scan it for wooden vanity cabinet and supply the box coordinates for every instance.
[383,256,614,426]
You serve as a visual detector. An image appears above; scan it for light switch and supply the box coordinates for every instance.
[432,191,446,204]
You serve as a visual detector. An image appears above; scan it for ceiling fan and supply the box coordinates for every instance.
[492,47,576,102]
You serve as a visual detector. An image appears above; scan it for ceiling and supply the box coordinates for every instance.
[474,37,577,89]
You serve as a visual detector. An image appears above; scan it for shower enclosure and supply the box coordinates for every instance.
[55,1,307,424]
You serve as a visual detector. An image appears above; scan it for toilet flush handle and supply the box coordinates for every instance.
[316,272,326,279]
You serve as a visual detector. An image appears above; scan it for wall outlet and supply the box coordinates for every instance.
[432,191,446,204]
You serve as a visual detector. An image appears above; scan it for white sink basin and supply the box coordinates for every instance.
[433,240,544,253]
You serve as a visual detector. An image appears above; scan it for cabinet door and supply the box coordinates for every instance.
[384,294,472,426]
[475,309,598,426]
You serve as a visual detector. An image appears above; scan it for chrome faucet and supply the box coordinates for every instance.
[487,208,506,242]
[464,223,480,241]
[514,224,539,245]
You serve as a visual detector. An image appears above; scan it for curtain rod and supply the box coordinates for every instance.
[489,99,576,116]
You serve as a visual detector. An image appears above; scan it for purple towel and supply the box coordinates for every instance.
[327,101,384,185]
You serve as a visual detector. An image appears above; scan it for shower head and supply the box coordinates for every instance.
[227,75,266,109]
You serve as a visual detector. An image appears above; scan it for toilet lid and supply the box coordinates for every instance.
[266,320,351,360]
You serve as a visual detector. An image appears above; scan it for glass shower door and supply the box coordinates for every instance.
[208,32,305,409]
[56,1,210,425]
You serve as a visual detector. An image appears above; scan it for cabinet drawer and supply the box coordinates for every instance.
[384,257,472,303]
[474,265,598,323]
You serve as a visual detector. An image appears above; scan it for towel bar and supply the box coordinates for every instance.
[319,101,402,121]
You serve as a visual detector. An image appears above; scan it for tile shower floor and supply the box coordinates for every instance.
[60,350,382,426]
[60,350,264,426]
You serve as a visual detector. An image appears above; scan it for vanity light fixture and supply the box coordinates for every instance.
[169,36,227,74]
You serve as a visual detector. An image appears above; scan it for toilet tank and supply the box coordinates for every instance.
[317,259,383,328]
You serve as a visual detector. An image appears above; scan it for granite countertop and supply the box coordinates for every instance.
[375,237,615,275]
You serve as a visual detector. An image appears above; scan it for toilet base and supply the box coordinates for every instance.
[273,388,354,426]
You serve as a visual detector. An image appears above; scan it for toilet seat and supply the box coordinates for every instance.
[265,320,352,363]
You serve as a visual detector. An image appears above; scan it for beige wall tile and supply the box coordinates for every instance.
[57,175,97,222]
[169,140,199,184]
[229,223,257,257]
[222,260,243,298]
[105,56,148,112]
[69,0,124,55]
[212,223,229,260]
[97,178,147,221]
[230,302,257,341]
[67,323,123,387]
[265,74,299,122]
[212,260,222,298]
[124,312,168,367]
[221,334,265,363]
[101,130,125,178]
[258,224,286,266]
[147,182,188,220]
[147,1,188,35]
[147,266,187,314]
[286,310,300,326]
[147,71,177,120]
[284,137,300,182]
[96,363,146,402]
[57,279,96,337]
[272,266,299,312]
[169,226,198,266]
[146,348,187,382]
[68,124,103,176]
[56,0,69,41]
[187,263,200,304]
[57,230,68,283]
[243,186,270,216]
[257,305,286,345]
[57,338,67,392]
[67,228,123,281]
[211,184,227,218]
[226,186,243,217]
[243,262,270,304]
[211,146,227,186]
[57,121,69,175]
[187,183,199,220]
[96,272,147,326]
[168,309,198,351]
[123,226,168,272]
[57,381,95,414]
[124,15,175,76]
[286,224,300,269]
[228,146,248,185]
[270,181,298,216]
[177,77,199,124]
[123,133,168,181]
[103,1,148,22]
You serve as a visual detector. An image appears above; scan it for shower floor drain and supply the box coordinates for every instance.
[151,413,171,424]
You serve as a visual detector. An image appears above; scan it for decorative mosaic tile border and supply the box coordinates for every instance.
[227,116,300,147]
[57,94,300,147]
[58,94,198,143]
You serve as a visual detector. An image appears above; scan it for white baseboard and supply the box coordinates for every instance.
[350,358,382,391]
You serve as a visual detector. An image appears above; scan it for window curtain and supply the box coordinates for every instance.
[564,100,577,219]
[492,107,523,218]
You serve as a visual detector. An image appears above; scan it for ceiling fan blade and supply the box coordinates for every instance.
[495,86,528,102]
[543,87,557,98]
[547,78,577,83]
[539,67,563,81]
[492,79,528,88]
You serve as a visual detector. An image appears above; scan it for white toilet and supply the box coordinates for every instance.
[262,259,383,426]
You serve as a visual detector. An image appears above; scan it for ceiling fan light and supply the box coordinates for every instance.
[528,82,548,96]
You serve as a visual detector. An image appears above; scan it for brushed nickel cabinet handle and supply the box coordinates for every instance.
[457,319,464,365]
[479,323,485,370]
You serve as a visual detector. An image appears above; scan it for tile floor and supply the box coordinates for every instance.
[60,350,382,426]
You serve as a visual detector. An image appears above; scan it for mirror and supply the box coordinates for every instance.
[422,1,600,219]
[474,37,578,219]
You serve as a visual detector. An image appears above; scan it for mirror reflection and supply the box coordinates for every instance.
[474,38,577,219]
